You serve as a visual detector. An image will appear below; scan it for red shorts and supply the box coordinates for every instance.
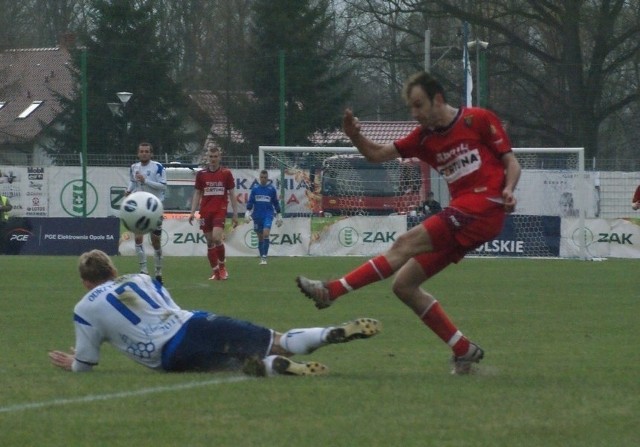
[414,195,505,277]
[199,208,227,233]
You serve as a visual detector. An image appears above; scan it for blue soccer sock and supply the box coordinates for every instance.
[263,238,270,256]
[258,239,265,257]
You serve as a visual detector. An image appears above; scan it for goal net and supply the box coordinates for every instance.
[259,146,589,259]
[483,147,589,259]
[259,146,426,217]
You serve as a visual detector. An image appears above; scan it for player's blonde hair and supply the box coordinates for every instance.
[78,249,117,284]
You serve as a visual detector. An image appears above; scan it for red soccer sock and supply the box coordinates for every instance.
[420,301,470,356]
[327,255,394,298]
[215,243,226,265]
[207,246,219,269]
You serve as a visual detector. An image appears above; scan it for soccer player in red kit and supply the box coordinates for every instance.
[297,71,522,374]
[189,145,239,280]
[632,185,640,210]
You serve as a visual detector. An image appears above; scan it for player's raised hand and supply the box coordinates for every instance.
[343,108,361,140]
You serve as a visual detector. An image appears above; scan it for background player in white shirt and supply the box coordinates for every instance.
[48,250,381,376]
[126,142,167,283]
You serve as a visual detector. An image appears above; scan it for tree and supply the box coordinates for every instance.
[344,0,640,159]
[0,1,33,49]
[48,0,195,159]
[224,0,352,152]
[31,0,81,46]
[154,0,253,91]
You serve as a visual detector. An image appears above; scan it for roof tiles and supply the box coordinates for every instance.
[311,121,417,145]
[0,47,75,143]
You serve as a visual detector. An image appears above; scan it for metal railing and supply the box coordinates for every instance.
[0,150,639,172]
[0,151,258,169]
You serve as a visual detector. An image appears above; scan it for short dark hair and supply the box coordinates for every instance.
[206,141,221,154]
[403,71,446,103]
[138,142,153,152]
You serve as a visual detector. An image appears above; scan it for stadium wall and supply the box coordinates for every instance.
[2,166,640,258]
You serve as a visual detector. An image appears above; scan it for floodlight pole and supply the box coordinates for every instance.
[116,92,132,151]
[466,39,489,107]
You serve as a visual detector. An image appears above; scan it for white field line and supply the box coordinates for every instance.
[0,375,251,414]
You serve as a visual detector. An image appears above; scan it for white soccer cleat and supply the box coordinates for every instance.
[451,342,484,375]
[296,276,332,309]
[260,257,267,265]
[325,318,381,343]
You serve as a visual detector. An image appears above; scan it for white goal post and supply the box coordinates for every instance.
[259,145,588,259]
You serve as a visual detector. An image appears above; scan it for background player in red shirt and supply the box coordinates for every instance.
[297,71,521,374]
[189,145,239,280]
[632,185,640,210]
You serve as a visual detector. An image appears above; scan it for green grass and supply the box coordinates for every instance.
[0,255,638,447]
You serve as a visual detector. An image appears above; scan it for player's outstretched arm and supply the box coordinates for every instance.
[343,109,399,163]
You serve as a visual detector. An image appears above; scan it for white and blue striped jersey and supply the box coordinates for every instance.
[127,160,167,201]
[246,184,281,218]
[72,274,194,371]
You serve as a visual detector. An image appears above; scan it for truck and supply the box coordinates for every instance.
[163,162,201,217]
[319,154,424,216]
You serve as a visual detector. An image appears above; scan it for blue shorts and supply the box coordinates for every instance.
[253,215,274,233]
[161,312,274,372]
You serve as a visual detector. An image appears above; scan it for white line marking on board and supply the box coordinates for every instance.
[0,375,251,414]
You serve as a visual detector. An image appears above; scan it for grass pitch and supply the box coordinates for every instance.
[0,255,637,446]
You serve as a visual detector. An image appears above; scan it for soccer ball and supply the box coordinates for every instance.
[120,191,164,234]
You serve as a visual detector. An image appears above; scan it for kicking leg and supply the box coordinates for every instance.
[297,224,433,309]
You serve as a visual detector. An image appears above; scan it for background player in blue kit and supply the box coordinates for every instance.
[48,250,380,376]
[245,170,282,264]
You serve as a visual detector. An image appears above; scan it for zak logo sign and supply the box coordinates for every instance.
[60,180,99,217]
[243,229,303,248]
[338,227,359,247]
[338,227,397,248]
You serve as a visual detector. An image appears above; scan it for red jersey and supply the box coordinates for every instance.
[394,107,512,200]
[633,185,640,203]
[194,167,235,214]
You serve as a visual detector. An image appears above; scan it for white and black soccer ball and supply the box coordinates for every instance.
[120,191,164,234]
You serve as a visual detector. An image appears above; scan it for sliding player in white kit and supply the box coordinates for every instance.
[48,250,381,376]
[126,142,167,284]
